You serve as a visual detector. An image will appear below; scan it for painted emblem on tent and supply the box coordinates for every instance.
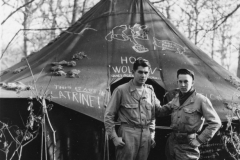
[105,24,149,53]
[153,37,186,55]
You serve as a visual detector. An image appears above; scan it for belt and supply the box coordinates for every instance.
[173,130,195,134]
[121,123,149,129]
[173,132,197,144]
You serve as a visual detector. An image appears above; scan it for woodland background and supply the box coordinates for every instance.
[1,0,240,76]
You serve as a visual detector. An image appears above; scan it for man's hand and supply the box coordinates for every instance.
[113,137,125,147]
[151,138,156,148]
[189,139,201,148]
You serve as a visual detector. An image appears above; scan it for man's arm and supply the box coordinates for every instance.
[104,88,121,140]
[197,97,221,144]
[104,88,126,147]
[149,88,172,145]
[151,89,173,117]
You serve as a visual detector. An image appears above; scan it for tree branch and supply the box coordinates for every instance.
[152,0,165,4]
[1,0,35,25]
[211,4,240,31]
[0,27,67,60]
[2,0,15,8]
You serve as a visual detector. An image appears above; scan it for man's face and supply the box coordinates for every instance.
[132,66,149,86]
[177,74,194,93]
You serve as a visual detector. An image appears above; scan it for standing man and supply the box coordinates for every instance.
[158,68,221,160]
[104,58,157,160]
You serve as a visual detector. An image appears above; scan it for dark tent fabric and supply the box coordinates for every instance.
[1,0,240,122]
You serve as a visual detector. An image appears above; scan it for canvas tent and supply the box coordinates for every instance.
[0,0,240,159]
[1,0,239,122]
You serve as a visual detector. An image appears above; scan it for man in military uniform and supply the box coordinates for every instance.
[157,69,222,160]
[104,58,158,160]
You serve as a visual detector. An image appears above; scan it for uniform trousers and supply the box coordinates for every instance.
[116,125,151,160]
[165,133,200,160]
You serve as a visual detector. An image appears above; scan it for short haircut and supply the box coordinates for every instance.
[133,58,151,71]
[177,68,194,80]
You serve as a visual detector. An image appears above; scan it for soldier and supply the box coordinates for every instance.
[104,58,157,160]
[158,68,221,160]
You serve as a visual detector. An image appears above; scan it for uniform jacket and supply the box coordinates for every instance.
[104,80,159,139]
[156,91,222,143]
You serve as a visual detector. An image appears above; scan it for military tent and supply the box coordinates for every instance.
[1,0,239,159]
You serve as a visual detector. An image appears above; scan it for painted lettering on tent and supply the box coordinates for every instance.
[153,37,187,55]
[110,56,159,80]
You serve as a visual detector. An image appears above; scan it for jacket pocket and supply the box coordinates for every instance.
[122,104,139,121]
[124,104,138,109]
[182,108,198,125]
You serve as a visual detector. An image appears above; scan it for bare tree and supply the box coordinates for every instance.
[71,0,80,25]
[20,0,45,56]
[211,4,240,31]
[209,1,218,59]
[81,0,88,15]
[49,0,61,39]
[237,44,240,77]
[1,0,35,25]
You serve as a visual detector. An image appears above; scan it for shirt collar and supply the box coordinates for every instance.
[128,80,146,92]
[128,80,148,99]
[174,91,196,107]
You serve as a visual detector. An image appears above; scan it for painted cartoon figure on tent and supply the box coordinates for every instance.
[105,24,149,53]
